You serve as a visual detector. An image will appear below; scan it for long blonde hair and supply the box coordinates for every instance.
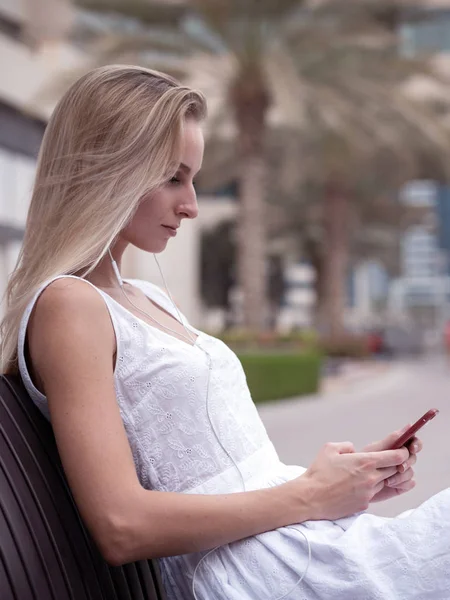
[1,64,206,374]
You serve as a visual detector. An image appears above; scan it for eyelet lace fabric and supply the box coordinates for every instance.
[19,276,450,600]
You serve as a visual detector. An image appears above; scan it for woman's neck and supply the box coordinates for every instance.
[84,243,126,290]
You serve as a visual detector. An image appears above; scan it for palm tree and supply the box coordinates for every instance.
[51,0,450,334]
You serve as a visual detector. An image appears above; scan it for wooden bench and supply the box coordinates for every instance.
[0,375,167,600]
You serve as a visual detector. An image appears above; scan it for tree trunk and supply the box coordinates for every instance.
[320,180,350,338]
[303,236,326,328]
[231,70,271,330]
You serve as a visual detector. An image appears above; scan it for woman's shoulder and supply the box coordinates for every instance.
[28,277,115,348]
[33,277,107,318]
[25,277,116,396]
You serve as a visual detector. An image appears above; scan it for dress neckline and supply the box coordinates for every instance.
[97,278,201,349]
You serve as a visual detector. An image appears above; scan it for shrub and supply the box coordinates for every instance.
[237,351,322,404]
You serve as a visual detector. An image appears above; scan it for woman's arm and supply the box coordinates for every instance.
[28,279,408,565]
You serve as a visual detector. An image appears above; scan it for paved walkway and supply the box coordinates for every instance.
[257,355,450,517]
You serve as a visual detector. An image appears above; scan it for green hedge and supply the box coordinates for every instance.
[237,351,322,404]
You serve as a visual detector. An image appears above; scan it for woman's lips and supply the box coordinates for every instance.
[162,225,178,236]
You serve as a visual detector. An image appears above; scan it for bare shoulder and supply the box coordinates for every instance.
[32,277,107,321]
[29,278,114,345]
[28,278,115,385]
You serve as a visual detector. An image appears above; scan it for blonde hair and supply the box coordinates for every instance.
[1,64,206,374]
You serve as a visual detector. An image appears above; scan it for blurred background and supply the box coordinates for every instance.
[1,0,450,400]
[1,0,450,516]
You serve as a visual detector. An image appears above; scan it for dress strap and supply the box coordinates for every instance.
[125,278,199,333]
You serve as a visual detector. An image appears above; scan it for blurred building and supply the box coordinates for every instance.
[388,181,450,342]
[347,260,390,330]
[277,262,316,331]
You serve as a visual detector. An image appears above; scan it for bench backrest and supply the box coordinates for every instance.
[0,375,167,600]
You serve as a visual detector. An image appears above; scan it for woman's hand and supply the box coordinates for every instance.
[298,441,409,521]
[362,426,423,503]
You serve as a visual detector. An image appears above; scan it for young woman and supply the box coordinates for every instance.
[1,65,449,600]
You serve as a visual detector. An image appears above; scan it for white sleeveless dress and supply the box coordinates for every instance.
[18,276,450,600]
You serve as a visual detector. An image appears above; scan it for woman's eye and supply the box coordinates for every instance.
[169,176,181,185]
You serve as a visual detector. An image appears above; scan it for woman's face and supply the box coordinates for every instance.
[120,118,204,253]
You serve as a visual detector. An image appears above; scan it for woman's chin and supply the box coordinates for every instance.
[134,239,168,254]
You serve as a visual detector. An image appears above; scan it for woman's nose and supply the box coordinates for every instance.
[177,190,198,220]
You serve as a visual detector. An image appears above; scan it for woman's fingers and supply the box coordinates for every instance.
[393,479,416,493]
[363,448,409,469]
[386,467,415,488]
[408,436,423,455]
[372,480,386,497]
[376,466,398,483]
[397,452,417,474]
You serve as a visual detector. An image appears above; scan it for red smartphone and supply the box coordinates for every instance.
[390,409,439,450]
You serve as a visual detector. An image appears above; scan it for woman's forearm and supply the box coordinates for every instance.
[108,478,313,564]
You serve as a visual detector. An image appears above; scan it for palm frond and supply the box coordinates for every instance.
[70,0,450,188]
